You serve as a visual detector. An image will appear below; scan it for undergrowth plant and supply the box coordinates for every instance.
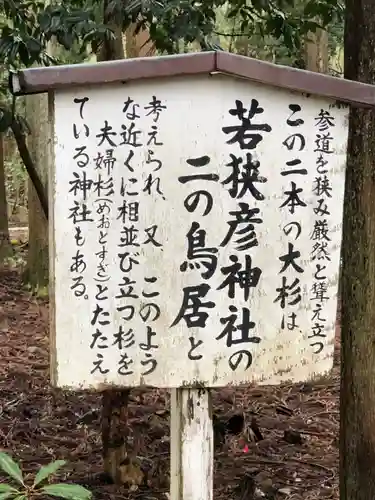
[0,452,92,500]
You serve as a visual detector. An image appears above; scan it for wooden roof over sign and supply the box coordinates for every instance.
[9,50,375,108]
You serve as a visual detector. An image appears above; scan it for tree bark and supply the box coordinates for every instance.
[125,24,155,58]
[304,27,329,73]
[24,93,50,289]
[0,133,12,262]
[340,1,375,498]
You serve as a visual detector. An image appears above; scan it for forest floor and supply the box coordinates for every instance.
[0,264,341,500]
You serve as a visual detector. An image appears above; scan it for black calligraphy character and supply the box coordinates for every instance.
[220,203,262,251]
[117,305,135,321]
[216,306,260,371]
[142,277,160,299]
[217,306,261,347]
[186,336,203,360]
[117,201,139,223]
[287,104,304,127]
[144,96,167,122]
[95,199,112,216]
[147,125,163,146]
[146,150,162,171]
[281,159,307,176]
[139,303,161,322]
[73,146,89,168]
[314,133,334,154]
[90,353,109,374]
[312,303,326,322]
[120,122,142,147]
[97,214,110,230]
[311,341,324,354]
[102,149,117,175]
[93,175,114,198]
[70,276,86,297]
[118,252,139,273]
[113,326,135,349]
[228,350,253,371]
[280,181,306,214]
[95,284,108,301]
[116,276,138,300]
[124,150,135,172]
[123,97,140,120]
[311,281,329,301]
[178,156,219,184]
[119,226,139,247]
[283,222,302,240]
[68,202,94,224]
[274,277,301,309]
[316,154,328,174]
[311,220,331,241]
[279,243,304,274]
[90,329,108,349]
[69,171,92,200]
[282,133,306,151]
[74,226,85,247]
[98,230,108,245]
[143,174,165,199]
[91,304,110,326]
[118,353,134,376]
[70,250,86,274]
[139,326,159,350]
[184,190,213,216]
[218,255,262,301]
[308,323,326,339]
[314,264,327,281]
[120,177,138,197]
[141,354,157,375]
[74,97,89,119]
[314,198,330,216]
[73,123,89,139]
[313,175,332,198]
[171,284,215,328]
[222,153,267,201]
[281,312,299,331]
[143,225,162,247]
[96,245,108,264]
[180,222,218,280]
[315,109,335,132]
[311,242,331,261]
[96,120,117,146]
[222,99,272,149]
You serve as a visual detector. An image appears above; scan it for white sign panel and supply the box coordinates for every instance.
[51,74,348,389]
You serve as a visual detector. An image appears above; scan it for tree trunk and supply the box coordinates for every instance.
[340,1,375,498]
[304,27,328,73]
[24,93,50,291]
[0,133,12,262]
[125,24,155,58]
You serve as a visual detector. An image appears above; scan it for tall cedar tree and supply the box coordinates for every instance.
[341,0,375,498]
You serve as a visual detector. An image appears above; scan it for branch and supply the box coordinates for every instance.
[11,120,49,220]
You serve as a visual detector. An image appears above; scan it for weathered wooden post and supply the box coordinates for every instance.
[9,52,375,499]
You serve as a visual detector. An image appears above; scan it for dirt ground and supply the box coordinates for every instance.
[0,266,341,500]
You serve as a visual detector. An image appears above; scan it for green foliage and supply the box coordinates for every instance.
[0,0,112,68]
[0,453,91,500]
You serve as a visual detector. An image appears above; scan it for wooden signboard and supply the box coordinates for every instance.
[10,51,374,500]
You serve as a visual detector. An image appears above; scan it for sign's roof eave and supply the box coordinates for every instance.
[9,50,375,108]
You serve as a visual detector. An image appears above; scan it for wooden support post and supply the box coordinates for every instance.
[170,388,213,500]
